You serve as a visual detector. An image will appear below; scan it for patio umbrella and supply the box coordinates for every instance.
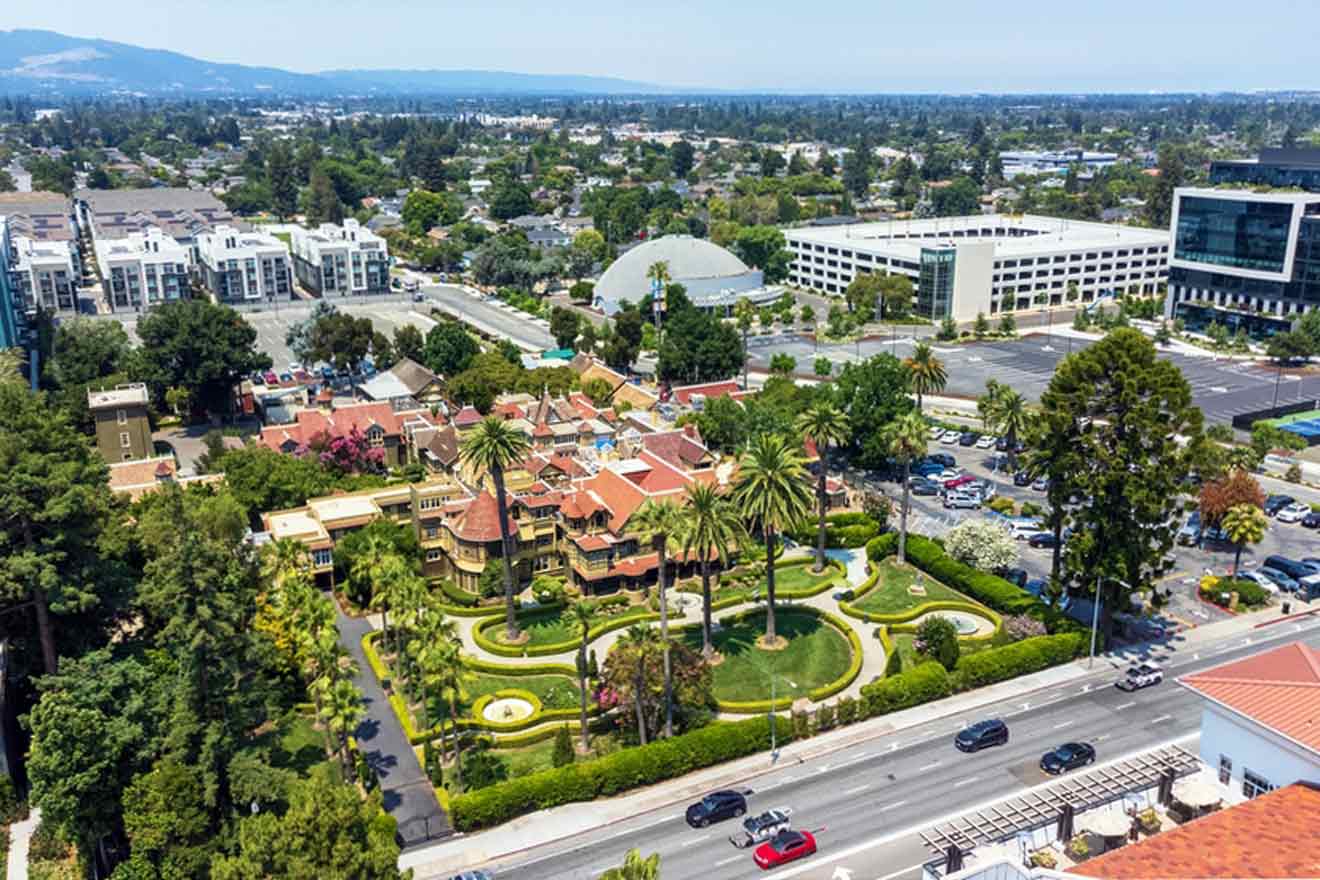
[1157,768,1176,805]
[1085,809,1131,838]
[1174,778,1224,808]
[945,845,964,874]
[1056,803,1075,842]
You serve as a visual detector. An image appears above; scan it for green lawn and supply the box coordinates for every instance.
[890,628,1016,672]
[425,671,582,722]
[680,562,838,604]
[682,610,853,701]
[853,560,971,615]
[491,606,651,647]
[246,709,340,781]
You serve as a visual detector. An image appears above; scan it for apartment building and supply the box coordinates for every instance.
[87,383,153,462]
[94,227,192,313]
[195,225,293,304]
[1164,149,1320,337]
[785,214,1170,322]
[9,235,78,314]
[289,219,390,297]
[0,218,21,348]
[76,187,233,257]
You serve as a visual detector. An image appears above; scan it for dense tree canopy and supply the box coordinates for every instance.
[135,300,271,416]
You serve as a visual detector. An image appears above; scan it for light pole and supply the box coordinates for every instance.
[1088,576,1131,668]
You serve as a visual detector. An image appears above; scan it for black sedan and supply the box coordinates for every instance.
[1264,494,1296,517]
[958,432,980,447]
[910,478,940,496]
[1028,532,1061,549]
[1013,470,1033,487]
[1303,511,1320,529]
[1040,742,1096,775]
[955,719,1009,752]
[686,790,747,827]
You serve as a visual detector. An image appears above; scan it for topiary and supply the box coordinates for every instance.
[884,643,903,677]
[915,615,961,671]
[552,724,575,768]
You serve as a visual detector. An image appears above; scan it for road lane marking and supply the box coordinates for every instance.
[918,762,940,772]
[1114,702,1136,711]
[846,784,871,795]
[879,800,908,812]
[953,776,981,788]
[1094,734,1111,742]
[681,834,711,848]
[1150,714,1173,724]
[715,855,741,867]
[1053,721,1074,730]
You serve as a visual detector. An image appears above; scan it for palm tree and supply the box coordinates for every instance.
[320,677,366,777]
[459,417,532,641]
[626,498,685,738]
[368,551,410,659]
[410,600,456,734]
[350,530,395,625]
[795,402,851,573]
[983,384,1031,471]
[618,624,661,746]
[884,411,930,565]
[904,342,947,411]
[1222,503,1267,576]
[436,640,474,790]
[677,483,743,660]
[568,599,596,752]
[732,434,814,647]
[598,848,661,880]
[262,537,310,587]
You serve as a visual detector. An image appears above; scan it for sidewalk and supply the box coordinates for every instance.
[401,600,1317,877]
[7,808,39,880]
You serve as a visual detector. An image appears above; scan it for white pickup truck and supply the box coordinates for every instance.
[729,808,793,849]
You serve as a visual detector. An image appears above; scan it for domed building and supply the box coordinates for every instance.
[593,235,780,316]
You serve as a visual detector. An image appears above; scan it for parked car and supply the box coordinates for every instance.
[1262,556,1320,581]
[939,430,961,445]
[958,431,980,447]
[753,830,817,869]
[249,371,266,385]
[1258,567,1300,593]
[1276,502,1312,524]
[943,473,976,492]
[1028,532,1061,549]
[944,491,981,510]
[966,479,996,500]
[1297,573,1320,601]
[730,808,793,849]
[447,873,493,880]
[686,791,747,827]
[1024,578,1050,600]
[1040,742,1096,775]
[1177,512,1203,546]
[929,425,944,439]
[1303,511,1320,529]
[1264,494,1296,517]
[995,437,1012,452]
[938,468,964,482]
[1116,663,1163,691]
[999,568,1029,588]
[1236,571,1281,595]
[263,371,279,385]
[1013,470,1033,487]
[955,719,1009,752]
[927,452,957,468]
[913,461,946,477]
[1031,476,1051,491]
[1009,521,1045,541]
[910,478,940,497]
[278,372,293,384]
[976,434,998,449]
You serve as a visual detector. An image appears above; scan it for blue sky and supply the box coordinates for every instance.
[7,0,1318,93]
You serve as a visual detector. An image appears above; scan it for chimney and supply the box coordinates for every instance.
[682,423,696,438]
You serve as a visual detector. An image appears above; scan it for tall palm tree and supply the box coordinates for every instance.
[732,434,814,646]
[568,599,596,752]
[368,551,409,659]
[436,639,474,790]
[320,677,366,777]
[599,848,661,880]
[459,417,532,640]
[1222,503,1267,576]
[677,483,743,660]
[904,342,948,411]
[410,599,456,734]
[262,537,310,587]
[626,498,685,738]
[884,411,930,564]
[618,624,661,746]
[349,530,394,619]
[982,383,1031,471]
[795,402,851,573]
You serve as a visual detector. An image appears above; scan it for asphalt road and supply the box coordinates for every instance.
[747,332,1320,427]
[417,281,556,352]
[472,622,1320,880]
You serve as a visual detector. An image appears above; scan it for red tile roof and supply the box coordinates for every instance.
[492,402,526,420]
[453,405,483,427]
[640,429,711,470]
[1179,642,1320,754]
[573,533,611,552]
[450,490,518,542]
[1070,783,1320,879]
[258,402,437,452]
[670,380,740,406]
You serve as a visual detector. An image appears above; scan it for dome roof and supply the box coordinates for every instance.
[595,236,754,312]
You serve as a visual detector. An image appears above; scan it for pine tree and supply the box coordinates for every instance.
[552,724,575,767]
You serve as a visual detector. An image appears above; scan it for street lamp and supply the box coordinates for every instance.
[1089,575,1131,668]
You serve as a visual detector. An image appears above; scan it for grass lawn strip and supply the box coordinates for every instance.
[890,627,1016,672]
[426,672,581,722]
[683,609,852,702]
[852,559,969,615]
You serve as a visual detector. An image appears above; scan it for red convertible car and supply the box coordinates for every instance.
[753,830,817,869]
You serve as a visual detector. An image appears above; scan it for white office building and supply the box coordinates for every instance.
[94,227,192,313]
[999,150,1120,180]
[9,234,79,315]
[785,214,1170,322]
[289,219,390,297]
[195,225,293,304]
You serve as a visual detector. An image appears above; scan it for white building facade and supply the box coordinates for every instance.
[8,234,79,315]
[785,214,1169,322]
[94,227,192,313]
[289,219,389,297]
[195,225,293,304]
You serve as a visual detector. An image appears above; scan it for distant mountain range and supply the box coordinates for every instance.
[0,29,674,96]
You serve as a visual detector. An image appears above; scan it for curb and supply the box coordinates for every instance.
[1253,605,1320,628]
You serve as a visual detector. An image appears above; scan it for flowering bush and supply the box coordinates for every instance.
[302,426,385,474]
[1004,614,1047,641]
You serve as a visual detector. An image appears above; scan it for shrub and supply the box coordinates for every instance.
[944,518,1019,574]
[450,716,792,830]
[0,774,24,824]
[463,743,510,791]
[552,724,575,768]
[1285,463,1302,483]
[1004,614,1048,640]
[836,695,858,725]
[915,615,961,671]
[1201,577,1270,609]
[952,633,1086,690]
[987,496,1015,515]
[884,643,903,676]
[816,701,837,733]
[436,578,478,607]
[860,661,952,716]
[1020,501,1044,518]
[792,710,811,740]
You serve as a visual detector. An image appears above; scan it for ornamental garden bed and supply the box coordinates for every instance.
[422,672,582,723]
[677,557,843,607]
[680,608,854,703]
[473,603,660,657]
[850,559,972,615]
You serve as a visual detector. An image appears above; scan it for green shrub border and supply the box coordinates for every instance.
[473,607,660,658]
[677,557,845,608]
[842,597,1003,644]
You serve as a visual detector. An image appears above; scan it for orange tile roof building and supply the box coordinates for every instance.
[1178,641,1320,802]
[1070,782,1320,879]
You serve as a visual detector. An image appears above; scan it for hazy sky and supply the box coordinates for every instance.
[6,0,1319,93]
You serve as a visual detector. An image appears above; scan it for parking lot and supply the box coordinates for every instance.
[749,331,1320,426]
[849,432,1320,637]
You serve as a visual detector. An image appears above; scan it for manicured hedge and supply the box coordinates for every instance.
[952,633,1086,690]
[469,688,544,731]
[859,661,951,716]
[450,715,794,831]
[790,512,882,549]
[473,607,659,657]
[436,578,479,607]
[462,656,579,677]
[808,610,866,702]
